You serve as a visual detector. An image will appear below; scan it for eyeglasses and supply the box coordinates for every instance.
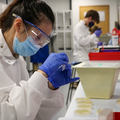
[12,13,51,48]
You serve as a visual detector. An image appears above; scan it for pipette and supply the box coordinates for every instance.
[59,65,66,71]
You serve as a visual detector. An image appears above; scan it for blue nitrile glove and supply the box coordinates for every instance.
[94,30,102,37]
[97,41,103,47]
[48,64,80,88]
[39,52,69,77]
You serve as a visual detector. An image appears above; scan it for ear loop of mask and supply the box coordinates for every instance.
[24,25,29,37]
[15,20,29,39]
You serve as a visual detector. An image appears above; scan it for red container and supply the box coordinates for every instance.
[89,52,120,60]
[113,112,120,120]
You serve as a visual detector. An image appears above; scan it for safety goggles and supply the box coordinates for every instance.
[12,13,51,48]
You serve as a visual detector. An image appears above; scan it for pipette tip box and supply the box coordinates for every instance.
[98,108,113,120]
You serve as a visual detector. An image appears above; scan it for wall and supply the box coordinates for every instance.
[72,0,118,33]
[0,0,70,9]
[44,0,70,11]
[117,0,120,23]
[118,0,120,5]
[0,0,13,4]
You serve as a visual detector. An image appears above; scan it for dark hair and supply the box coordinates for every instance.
[89,25,99,34]
[0,0,55,33]
[85,10,100,24]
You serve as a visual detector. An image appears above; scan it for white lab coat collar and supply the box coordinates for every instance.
[79,20,88,29]
[0,29,18,65]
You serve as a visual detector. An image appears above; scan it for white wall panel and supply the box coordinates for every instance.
[44,0,70,10]
[0,0,13,4]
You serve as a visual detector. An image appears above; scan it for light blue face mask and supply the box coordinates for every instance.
[13,36,41,57]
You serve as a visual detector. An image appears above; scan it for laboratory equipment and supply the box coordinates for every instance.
[113,112,120,119]
[89,46,120,60]
[54,10,72,52]
[98,27,101,30]
[98,108,113,120]
[73,62,120,99]
[112,28,118,46]
[98,34,111,45]
[98,46,120,52]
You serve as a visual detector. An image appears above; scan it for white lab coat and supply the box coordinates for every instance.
[73,20,98,62]
[0,29,64,120]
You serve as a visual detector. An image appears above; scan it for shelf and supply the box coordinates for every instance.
[54,10,72,52]
[64,30,72,32]
[57,30,71,33]
[58,50,72,53]
[57,30,64,33]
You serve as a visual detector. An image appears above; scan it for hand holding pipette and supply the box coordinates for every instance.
[48,64,80,88]
[39,52,69,77]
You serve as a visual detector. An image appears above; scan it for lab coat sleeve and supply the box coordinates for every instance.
[0,70,45,120]
[35,86,64,120]
[0,70,64,120]
[90,37,99,48]
[28,72,64,120]
[73,25,97,47]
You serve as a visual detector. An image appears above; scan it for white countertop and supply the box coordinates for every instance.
[65,81,120,118]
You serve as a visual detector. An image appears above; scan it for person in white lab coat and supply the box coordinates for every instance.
[0,0,79,120]
[89,25,101,53]
[73,10,102,62]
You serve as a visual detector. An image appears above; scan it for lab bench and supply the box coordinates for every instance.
[65,81,120,118]
[64,60,120,120]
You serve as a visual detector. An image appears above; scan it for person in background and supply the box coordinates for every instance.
[90,25,99,34]
[73,10,102,62]
[89,25,103,50]
[0,0,79,120]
